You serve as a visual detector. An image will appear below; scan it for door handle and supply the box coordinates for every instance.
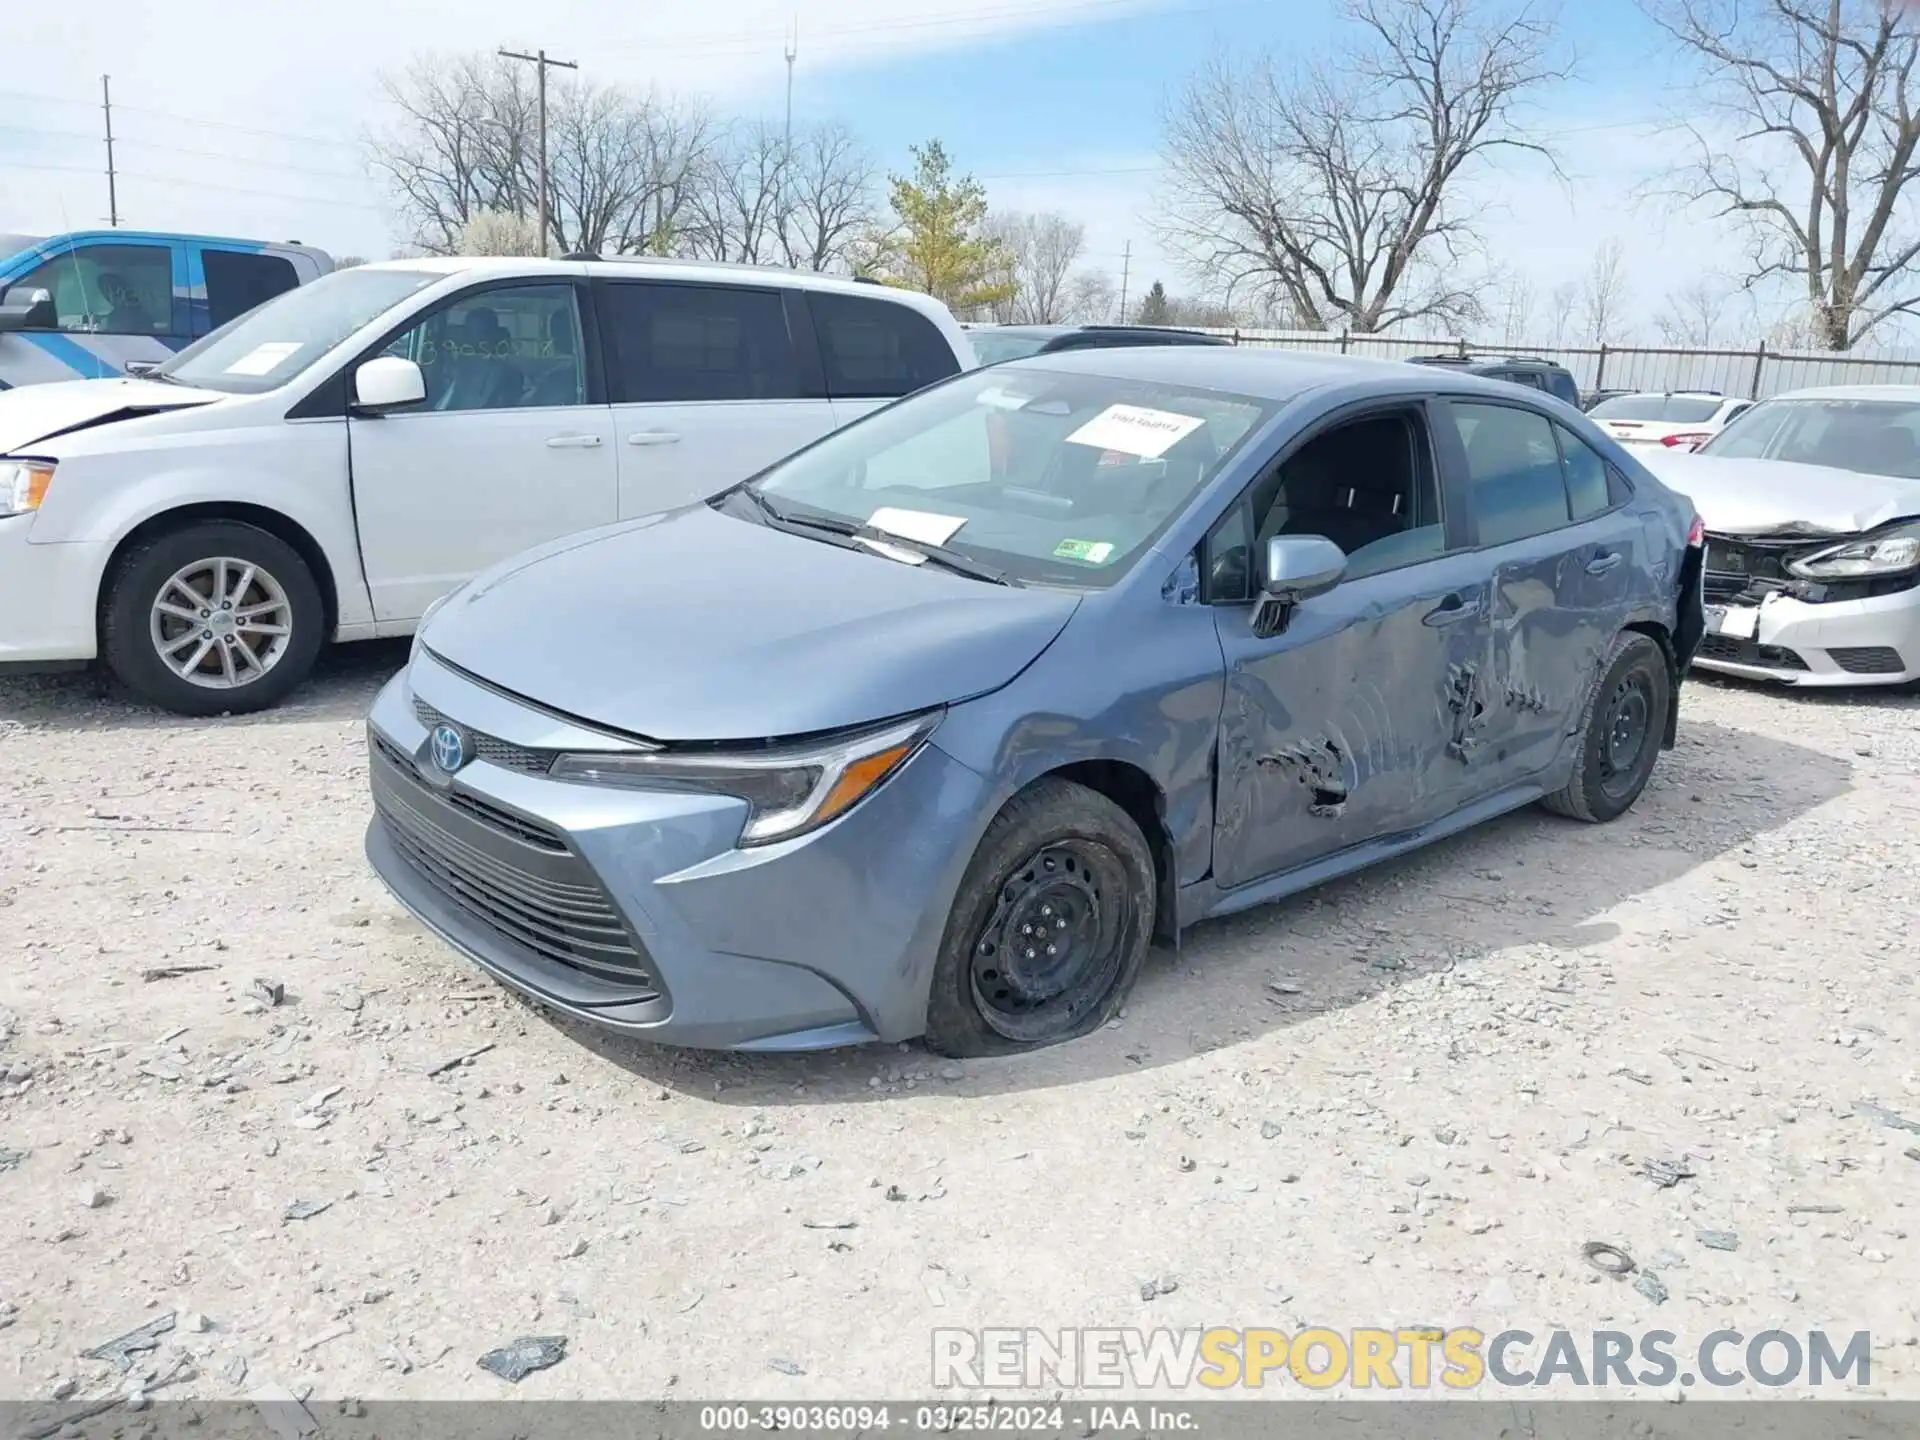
[1586,550,1624,576]
[628,430,682,447]
[544,434,604,449]
[1422,592,1481,626]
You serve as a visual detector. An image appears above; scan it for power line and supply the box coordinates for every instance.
[499,48,580,255]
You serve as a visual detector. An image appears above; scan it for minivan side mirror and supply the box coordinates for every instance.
[1253,534,1347,638]
[0,287,56,333]
[352,356,426,412]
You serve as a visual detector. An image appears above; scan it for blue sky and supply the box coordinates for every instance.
[0,0,1767,340]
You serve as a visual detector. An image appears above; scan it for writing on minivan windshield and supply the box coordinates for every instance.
[743,369,1272,588]
[158,267,442,394]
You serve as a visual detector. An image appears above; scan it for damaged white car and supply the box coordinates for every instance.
[1641,385,1920,686]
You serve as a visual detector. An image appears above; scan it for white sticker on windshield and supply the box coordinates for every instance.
[1065,403,1205,459]
[976,386,1033,411]
[869,507,967,546]
[223,342,303,377]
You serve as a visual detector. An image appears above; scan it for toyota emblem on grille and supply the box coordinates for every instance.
[429,723,469,774]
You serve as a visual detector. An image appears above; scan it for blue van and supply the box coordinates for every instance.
[0,231,332,387]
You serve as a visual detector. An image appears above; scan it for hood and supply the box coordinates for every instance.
[0,377,224,455]
[422,503,1082,743]
[1636,452,1920,536]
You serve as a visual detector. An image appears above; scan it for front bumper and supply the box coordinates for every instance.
[361,653,990,1050]
[1694,587,1920,686]
[0,517,109,666]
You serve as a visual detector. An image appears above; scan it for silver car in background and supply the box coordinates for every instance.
[1642,384,1920,685]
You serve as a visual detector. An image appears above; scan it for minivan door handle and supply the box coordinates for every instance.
[628,430,682,447]
[1586,550,1624,576]
[1422,592,1481,626]
[544,434,604,449]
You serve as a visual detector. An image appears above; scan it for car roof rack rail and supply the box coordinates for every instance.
[561,250,602,262]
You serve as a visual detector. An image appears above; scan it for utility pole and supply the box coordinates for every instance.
[102,75,119,228]
[498,47,578,256]
[1117,240,1131,324]
[782,21,798,159]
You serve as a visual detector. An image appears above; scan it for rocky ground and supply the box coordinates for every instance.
[1,647,1917,1414]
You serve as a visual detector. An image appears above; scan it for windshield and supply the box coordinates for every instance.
[1698,397,1920,479]
[741,366,1275,587]
[156,267,443,394]
[1592,394,1724,423]
[969,331,1055,365]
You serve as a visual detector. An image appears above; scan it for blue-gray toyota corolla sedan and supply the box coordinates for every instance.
[364,348,1706,1056]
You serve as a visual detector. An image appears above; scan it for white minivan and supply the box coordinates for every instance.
[0,257,974,713]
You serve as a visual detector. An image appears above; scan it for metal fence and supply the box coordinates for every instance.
[1196,328,1920,399]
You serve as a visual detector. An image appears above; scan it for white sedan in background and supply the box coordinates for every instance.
[1590,391,1753,452]
[1640,384,1920,686]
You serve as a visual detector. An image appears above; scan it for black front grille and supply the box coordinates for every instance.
[370,743,658,993]
[1695,634,1810,670]
[372,734,566,851]
[1829,645,1907,675]
[413,698,555,776]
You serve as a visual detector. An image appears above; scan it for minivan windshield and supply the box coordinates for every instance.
[969,330,1056,365]
[1698,397,1920,479]
[156,267,443,394]
[738,365,1274,587]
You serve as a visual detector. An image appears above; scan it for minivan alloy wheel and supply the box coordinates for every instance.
[148,556,294,689]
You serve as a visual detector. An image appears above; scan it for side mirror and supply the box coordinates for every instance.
[352,356,426,412]
[0,287,56,334]
[1253,534,1347,638]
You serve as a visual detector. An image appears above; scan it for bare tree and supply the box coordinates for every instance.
[368,52,711,258]
[1547,280,1578,343]
[1158,0,1570,332]
[1655,275,1734,345]
[1579,239,1630,341]
[457,209,543,257]
[776,123,881,272]
[1064,270,1117,323]
[1648,0,1920,348]
[685,121,791,264]
[983,212,1087,323]
[1494,270,1538,343]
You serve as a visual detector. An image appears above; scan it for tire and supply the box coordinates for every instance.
[1541,631,1671,823]
[101,521,324,717]
[924,778,1156,1057]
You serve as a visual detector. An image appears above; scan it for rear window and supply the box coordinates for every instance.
[809,291,960,399]
[1591,395,1723,423]
[970,330,1054,365]
[203,249,302,329]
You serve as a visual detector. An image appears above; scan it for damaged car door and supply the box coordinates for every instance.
[1205,401,1487,890]
[1436,400,1644,790]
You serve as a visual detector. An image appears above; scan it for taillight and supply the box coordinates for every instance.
[1687,513,1705,547]
[1661,431,1712,449]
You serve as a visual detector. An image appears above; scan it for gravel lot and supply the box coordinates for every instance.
[2,649,1917,1407]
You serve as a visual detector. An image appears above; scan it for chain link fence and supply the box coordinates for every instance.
[1195,328,1920,399]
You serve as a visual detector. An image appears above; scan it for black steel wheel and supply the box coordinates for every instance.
[927,779,1155,1056]
[1543,631,1671,824]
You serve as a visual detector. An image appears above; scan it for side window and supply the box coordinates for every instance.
[1206,408,1447,601]
[809,291,960,399]
[1605,466,1634,507]
[203,250,300,329]
[387,284,586,413]
[1448,402,1572,547]
[12,244,175,335]
[1555,424,1614,521]
[600,282,800,403]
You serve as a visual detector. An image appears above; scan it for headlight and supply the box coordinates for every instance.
[1787,523,1920,579]
[549,711,940,846]
[0,459,55,518]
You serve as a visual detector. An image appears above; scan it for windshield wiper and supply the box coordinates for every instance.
[740,490,1020,586]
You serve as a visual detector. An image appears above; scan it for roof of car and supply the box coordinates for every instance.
[1772,383,1920,402]
[1010,343,1540,403]
[356,255,956,320]
[1409,353,1568,370]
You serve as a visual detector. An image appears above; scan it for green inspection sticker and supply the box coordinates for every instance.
[1053,539,1116,564]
